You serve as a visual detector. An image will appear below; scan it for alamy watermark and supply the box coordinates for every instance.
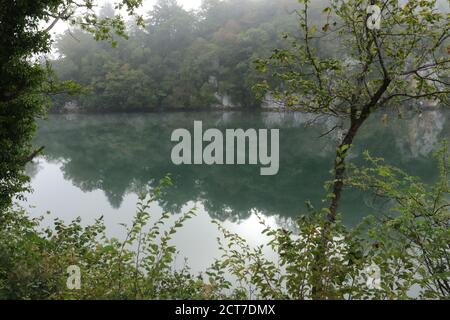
[66,265,81,290]
[367,4,382,30]
[170,121,279,176]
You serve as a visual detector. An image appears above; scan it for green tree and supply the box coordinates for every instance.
[0,0,144,211]
[257,0,449,221]
[346,145,450,298]
[50,0,301,111]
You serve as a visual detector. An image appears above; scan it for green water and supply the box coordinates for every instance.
[24,110,449,271]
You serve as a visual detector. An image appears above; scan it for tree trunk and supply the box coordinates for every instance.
[312,54,391,298]
[311,117,368,299]
[327,118,366,221]
[20,146,45,166]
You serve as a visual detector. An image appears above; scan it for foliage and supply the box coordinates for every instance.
[50,0,302,111]
[256,0,450,219]
[1,149,449,300]
[0,176,205,299]
[346,143,450,298]
[206,209,365,299]
[257,0,449,113]
[0,0,53,211]
[0,0,143,214]
[206,145,450,300]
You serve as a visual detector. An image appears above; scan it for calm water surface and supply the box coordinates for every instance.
[23,110,449,272]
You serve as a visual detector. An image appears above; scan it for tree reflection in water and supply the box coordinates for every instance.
[32,110,448,225]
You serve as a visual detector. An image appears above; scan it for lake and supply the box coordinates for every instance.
[23,110,449,272]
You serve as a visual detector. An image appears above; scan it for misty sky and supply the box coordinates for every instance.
[48,0,202,35]
[46,0,450,36]
[136,0,201,11]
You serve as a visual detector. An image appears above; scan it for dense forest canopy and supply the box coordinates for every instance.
[50,0,449,112]
[50,0,312,111]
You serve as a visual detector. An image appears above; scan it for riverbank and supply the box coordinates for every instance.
[50,104,444,115]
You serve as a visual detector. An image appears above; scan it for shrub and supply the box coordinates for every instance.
[0,147,448,300]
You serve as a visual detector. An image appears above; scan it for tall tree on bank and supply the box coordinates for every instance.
[0,0,143,211]
[257,0,449,221]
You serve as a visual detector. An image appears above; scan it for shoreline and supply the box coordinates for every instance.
[50,105,445,115]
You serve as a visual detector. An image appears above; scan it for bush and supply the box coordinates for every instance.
[0,147,448,300]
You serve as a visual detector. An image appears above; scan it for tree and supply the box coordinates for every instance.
[50,0,300,111]
[0,0,143,211]
[257,0,449,221]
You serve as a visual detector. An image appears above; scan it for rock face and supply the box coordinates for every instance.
[394,110,447,159]
[208,76,236,108]
[62,101,81,113]
[407,110,446,158]
[214,93,234,108]
[261,93,283,109]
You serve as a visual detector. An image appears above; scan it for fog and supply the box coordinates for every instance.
[48,0,202,35]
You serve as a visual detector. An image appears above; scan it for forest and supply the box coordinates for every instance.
[51,0,318,111]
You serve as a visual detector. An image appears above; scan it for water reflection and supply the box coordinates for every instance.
[30,110,448,225]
